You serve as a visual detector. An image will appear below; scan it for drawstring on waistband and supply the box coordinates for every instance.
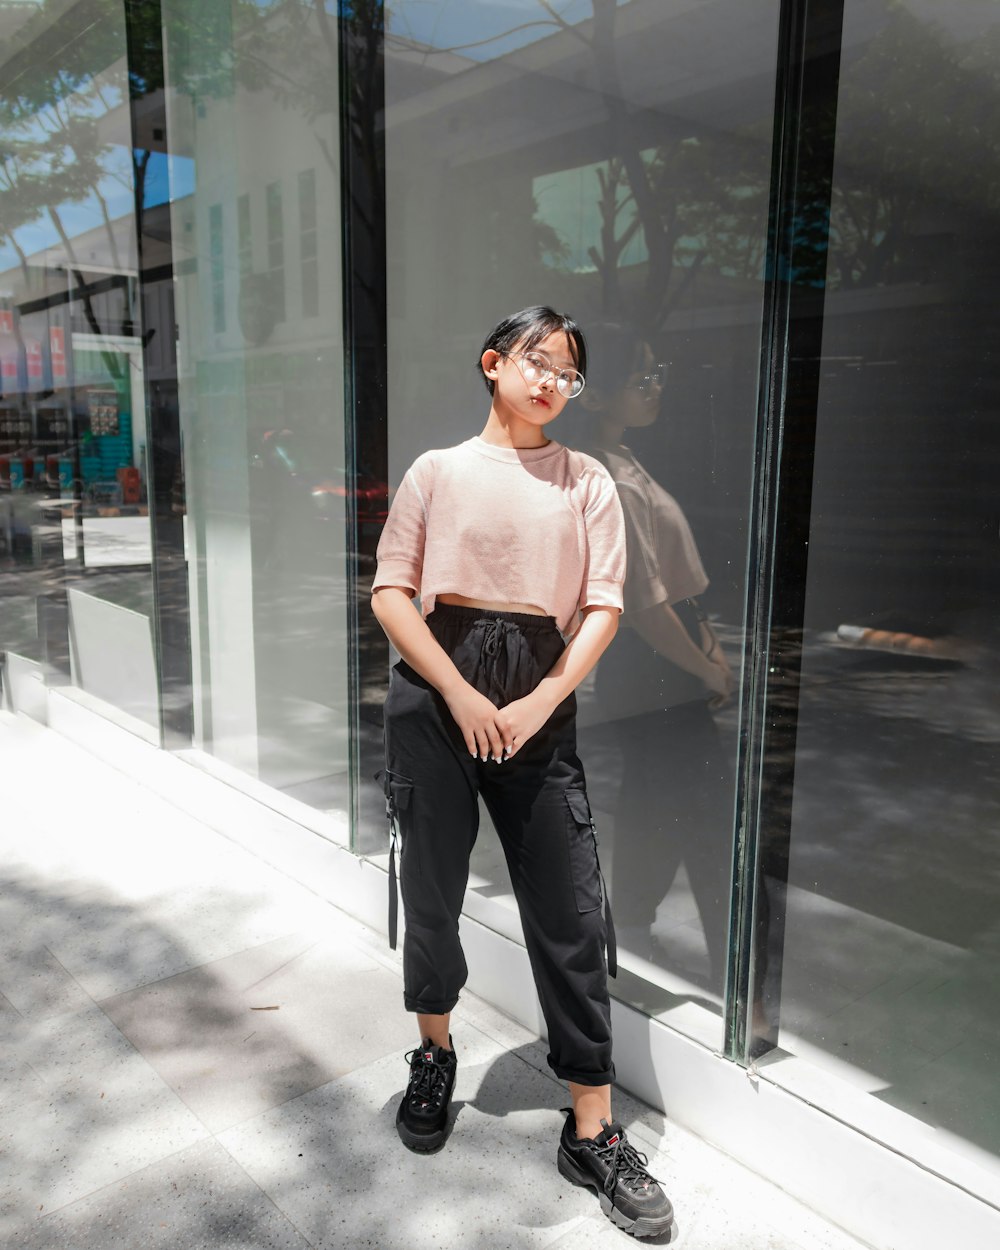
[482,617,515,705]
[482,617,512,657]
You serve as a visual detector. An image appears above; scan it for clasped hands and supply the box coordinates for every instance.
[698,620,737,708]
[442,679,553,762]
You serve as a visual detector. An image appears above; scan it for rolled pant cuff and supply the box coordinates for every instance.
[548,1056,616,1086]
[404,994,460,1015]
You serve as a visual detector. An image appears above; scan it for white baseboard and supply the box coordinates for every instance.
[3,651,52,723]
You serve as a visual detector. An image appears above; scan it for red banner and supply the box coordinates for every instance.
[49,326,67,384]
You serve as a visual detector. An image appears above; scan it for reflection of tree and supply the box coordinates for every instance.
[0,142,43,284]
[1,25,131,373]
[0,0,274,364]
[533,0,772,330]
[580,0,1000,306]
[589,157,641,313]
[536,0,1000,323]
[827,4,1000,289]
[586,135,771,326]
[0,31,126,292]
[1,1,267,282]
[589,0,680,325]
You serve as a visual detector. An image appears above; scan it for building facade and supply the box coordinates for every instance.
[2,3,999,1245]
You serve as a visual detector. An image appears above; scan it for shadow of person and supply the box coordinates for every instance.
[465,1043,680,1241]
[464,1042,567,1120]
[579,322,737,997]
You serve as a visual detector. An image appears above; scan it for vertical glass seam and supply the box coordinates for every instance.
[122,0,193,747]
[338,8,363,855]
[725,0,846,1064]
[724,0,809,1063]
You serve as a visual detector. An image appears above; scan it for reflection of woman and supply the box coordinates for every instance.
[583,323,735,992]
[371,307,673,1235]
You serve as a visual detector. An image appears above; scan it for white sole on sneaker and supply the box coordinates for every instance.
[558,1145,675,1239]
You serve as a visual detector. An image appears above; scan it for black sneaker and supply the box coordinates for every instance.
[558,1110,674,1239]
[395,1038,457,1152]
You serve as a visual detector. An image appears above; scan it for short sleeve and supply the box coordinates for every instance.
[615,477,670,615]
[579,466,626,613]
[372,457,431,596]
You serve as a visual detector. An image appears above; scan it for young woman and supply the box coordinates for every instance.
[582,322,736,991]
[371,306,674,1237]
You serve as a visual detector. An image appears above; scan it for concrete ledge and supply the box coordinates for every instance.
[3,651,52,723]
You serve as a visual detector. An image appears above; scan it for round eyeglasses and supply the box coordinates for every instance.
[627,365,667,393]
[508,350,586,399]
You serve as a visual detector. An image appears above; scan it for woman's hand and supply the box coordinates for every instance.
[490,607,618,758]
[495,691,556,760]
[699,622,737,707]
[442,681,506,761]
[704,659,736,708]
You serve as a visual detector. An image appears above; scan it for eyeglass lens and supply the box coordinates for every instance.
[633,366,667,392]
[519,352,585,398]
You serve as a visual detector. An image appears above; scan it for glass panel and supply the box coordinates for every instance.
[373,0,783,1050]
[752,0,1000,1198]
[299,170,319,319]
[266,180,286,324]
[209,203,226,333]
[0,1,160,739]
[160,1,350,833]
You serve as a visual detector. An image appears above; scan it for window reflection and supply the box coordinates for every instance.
[582,323,736,999]
[752,0,1000,1182]
[161,0,351,819]
[0,13,161,734]
[379,0,781,1047]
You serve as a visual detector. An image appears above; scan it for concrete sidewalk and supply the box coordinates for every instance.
[0,710,868,1250]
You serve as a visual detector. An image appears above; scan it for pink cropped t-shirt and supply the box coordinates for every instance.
[373,436,627,635]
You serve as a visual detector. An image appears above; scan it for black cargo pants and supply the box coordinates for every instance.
[380,604,616,1086]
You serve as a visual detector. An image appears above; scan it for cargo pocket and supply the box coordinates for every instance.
[564,788,603,914]
[376,769,415,951]
[564,787,617,977]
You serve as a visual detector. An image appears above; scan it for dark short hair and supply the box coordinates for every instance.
[584,321,648,396]
[477,305,588,395]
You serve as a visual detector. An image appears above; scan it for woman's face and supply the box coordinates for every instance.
[483,329,578,428]
[616,343,664,429]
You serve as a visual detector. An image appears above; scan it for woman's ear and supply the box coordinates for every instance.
[481,349,501,381]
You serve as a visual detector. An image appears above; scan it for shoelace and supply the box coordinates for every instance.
[590,1133,659,1198]
[404,1049,451,1108]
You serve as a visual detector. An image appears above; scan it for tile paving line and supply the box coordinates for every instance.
[0,724,537,1078]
